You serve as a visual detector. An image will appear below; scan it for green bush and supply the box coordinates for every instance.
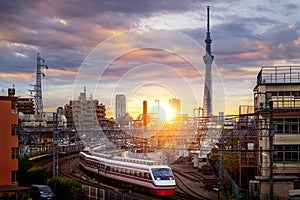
[48,177,86,200]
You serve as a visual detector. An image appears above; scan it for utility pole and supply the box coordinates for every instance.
[53,111,59,178]
[269,101,274,200]
[219,138,224,191]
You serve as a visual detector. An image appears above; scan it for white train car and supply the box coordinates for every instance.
[79,151,176,196]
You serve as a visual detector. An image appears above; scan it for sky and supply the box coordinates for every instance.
[0,0,300,119]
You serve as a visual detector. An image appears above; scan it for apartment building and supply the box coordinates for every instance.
[64,91,106,129]
[0,95,18,186]
[253,66,300,198]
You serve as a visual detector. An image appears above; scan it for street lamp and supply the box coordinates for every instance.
[213,184,220,200]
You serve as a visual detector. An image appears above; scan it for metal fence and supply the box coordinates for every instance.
[225,170,289,200]
[82,185,141,200]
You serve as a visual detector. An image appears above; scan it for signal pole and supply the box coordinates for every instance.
[53,111,59,178]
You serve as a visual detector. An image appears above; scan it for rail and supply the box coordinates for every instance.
[257,66,300,84]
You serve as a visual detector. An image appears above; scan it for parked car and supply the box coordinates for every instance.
[31,184,55,200]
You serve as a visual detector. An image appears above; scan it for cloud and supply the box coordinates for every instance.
[1,0,300,116]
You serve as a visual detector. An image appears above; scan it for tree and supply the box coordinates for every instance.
[18,156,36,185]
[48,177,86,200]
[18,156,52,186]
[24,166,52,185]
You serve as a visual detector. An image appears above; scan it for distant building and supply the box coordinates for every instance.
[169,98,181,116]
[115,94,126,120]
[0,93,18,186]
[253,66,300,198]
[202,6,214,117]
[65,90,107,129]
[16,97,35,115]
[64,100,74,128]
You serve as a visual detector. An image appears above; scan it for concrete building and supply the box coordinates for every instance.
[16,97,34,115]
[169,98,181,116]
[64,90,106,129]
[0,95,18,186]
[115,94,126,120]
[64,100,74,128]
[253,66,300,198]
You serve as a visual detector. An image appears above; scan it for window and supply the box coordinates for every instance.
[11,171,17,183]
[11,147,18,159]
[11,124,17,136]
[274,145,299,163]
[274,118,300,134]
[151,168,174,180]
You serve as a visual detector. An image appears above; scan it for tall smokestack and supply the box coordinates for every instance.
[143,100,147,126]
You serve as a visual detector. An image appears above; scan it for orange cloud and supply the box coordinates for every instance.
[59,19,67,25]
[288,24,297,29]
[0,72,35,81]
[294,36,300,46]
[45,68,77,76]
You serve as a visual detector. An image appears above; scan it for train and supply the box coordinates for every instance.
[79,151,176,196]
[58,141,84,155]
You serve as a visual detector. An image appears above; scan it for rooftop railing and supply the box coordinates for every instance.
[257,66,300,84]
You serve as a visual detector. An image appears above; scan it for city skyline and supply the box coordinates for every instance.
[1,1,300,117]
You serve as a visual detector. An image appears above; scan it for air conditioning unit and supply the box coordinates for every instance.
[259,102,265,110]
[249,180,259,191]
[249,180,260,199]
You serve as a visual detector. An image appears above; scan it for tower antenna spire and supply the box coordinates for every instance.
[207,6,210,33]
[202,6,214,117]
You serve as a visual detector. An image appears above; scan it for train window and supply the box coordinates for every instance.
[126,169,130,175]
[122,168,126,174]
[131,170,135,176]
[135,171,140,177]
[106,166,110,171]
[145,173,150,180]
[151,168,174,180]
[141,172,145,178]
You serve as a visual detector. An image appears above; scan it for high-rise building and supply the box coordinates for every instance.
[0,93,18,186]
[65,89,107,129]
[253,66,300,198]
[202,6,214,117]
[115,94,126,120]
[169,98,181,116]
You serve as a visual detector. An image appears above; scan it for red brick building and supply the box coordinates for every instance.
[0,95,18,186]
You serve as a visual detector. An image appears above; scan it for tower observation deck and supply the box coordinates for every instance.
[202,6,214,117]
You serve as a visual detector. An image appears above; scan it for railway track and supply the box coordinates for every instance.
[36,154,160,199]
[35,154,212,200]
[173,171,211,200]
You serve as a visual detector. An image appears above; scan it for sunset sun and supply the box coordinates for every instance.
[158,102,175,121]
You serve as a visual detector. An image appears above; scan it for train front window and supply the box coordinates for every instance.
[151,168,174,180]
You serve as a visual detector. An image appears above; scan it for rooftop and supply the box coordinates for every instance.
[256,66,300,85]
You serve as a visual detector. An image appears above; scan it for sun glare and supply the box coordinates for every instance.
[158,102,174,121]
